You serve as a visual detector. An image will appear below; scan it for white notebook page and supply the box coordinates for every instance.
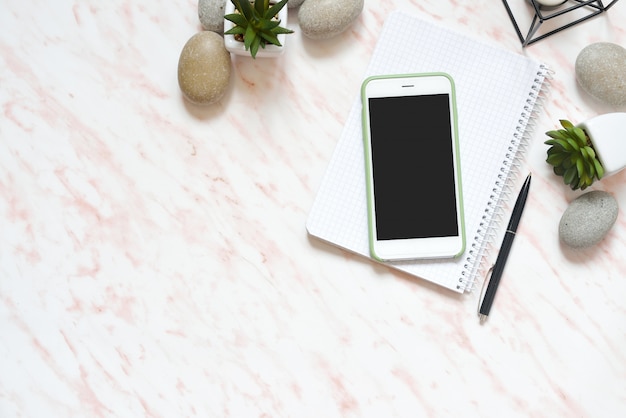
[306,11,549,293]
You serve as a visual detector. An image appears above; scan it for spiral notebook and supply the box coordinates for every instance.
[306,11,551,293]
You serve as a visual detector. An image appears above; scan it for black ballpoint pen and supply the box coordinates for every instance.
[478,173,532,323]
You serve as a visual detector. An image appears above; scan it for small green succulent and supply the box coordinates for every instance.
[544,119,604,190]
[224,0,293,59]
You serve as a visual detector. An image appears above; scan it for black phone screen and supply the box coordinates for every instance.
[368,93,459,240]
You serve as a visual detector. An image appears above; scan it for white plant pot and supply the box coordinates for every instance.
[578,112,626,177]
[527,0,567,10]
[223,2,288,58]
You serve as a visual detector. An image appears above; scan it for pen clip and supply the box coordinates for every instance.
[477,264,494,317]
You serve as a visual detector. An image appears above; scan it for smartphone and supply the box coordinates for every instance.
[361,73,465,261]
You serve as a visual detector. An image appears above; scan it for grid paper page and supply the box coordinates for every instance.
[306,11,548,293]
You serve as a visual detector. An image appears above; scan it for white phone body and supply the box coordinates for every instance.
[361,73,465,261]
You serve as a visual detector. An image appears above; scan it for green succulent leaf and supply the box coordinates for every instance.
[547,145,560,154]
[562,156,574,169]
[563,166,577,185]
[587,160,596,178]
[572,126,587,142]
[260,19,280,30]
[267,0,289,18]
[272,26,294,35]
[249,35,262,58]
[224,26,246,35]
[546,129,568,141]
[585,146,596,159]
[244,24,256,50]
[579,146,589,160]
[560,119,574,129]
[238,0,255,19]
[583,173,593,189]
[576,158,584,178]
[546,152,567,166]
[565,136,580,151]
[260,31,281,46]
[254,0,267,15]
[545,138,571,151]
[225,13,248,27]
[594,159,605,179]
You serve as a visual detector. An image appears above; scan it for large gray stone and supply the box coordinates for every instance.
[559,191,618,248]
[298,0,364,40]
[575,42,626,107]
[199,0,227,33]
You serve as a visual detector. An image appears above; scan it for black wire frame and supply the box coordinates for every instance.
[502,0,621,46]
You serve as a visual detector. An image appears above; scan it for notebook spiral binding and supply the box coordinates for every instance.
[457,64,553,292]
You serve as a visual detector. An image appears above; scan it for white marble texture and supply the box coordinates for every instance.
[1,0,626,417]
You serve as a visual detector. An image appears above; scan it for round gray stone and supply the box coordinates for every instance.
[178,31,231,105]
[575,42,626,107]
[559,191,618,248]
[298,0,364,40]
[199,0,227,33]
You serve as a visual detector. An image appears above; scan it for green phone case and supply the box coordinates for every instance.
[360,72,466,261]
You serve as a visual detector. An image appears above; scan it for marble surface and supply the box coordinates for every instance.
[1,0,626,417]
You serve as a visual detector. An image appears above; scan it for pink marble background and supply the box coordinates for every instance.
[1,0,626,416]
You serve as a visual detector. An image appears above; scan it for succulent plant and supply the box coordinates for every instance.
[545,119,605,190]
[224,0,293,59]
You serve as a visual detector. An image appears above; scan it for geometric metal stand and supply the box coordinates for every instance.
[502,0,621,46]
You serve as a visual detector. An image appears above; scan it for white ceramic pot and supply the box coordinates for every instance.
[223,1,289,58]
[578,112,626,177]
[530,0,567,10]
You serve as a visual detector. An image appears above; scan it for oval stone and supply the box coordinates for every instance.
[559,191,618,248]
[575,42,626,107]
[178,31,231,105]
[298,0,364,40]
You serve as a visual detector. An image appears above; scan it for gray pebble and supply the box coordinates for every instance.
[575,42,626,107]
[298,0,364,40]
[199,0,227,33]
[178,31,231,105]
[559,191,618,248]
